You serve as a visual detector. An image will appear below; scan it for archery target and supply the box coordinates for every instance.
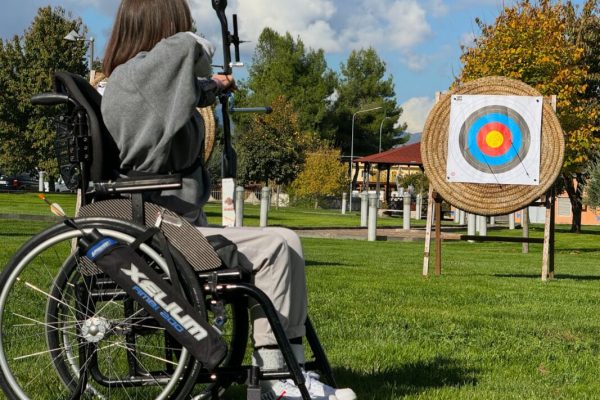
[447,95,542,185]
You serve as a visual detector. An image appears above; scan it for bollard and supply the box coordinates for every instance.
[416,194,422,220]
[235,186,245,227]
[467,213,476,237]
[360,192,368,227]
[368,192,378,241]
[260,187,271,227]
[341,192,347,215]
[509,213,515,229]
[478,215,487,236]
[38,171,45,192]
[403,193,411,230]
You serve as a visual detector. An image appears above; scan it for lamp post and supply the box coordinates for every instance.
[64,30,95,81]
[378,115,392,153]
[349,106,382,212]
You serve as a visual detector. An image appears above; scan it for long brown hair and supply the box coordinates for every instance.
[103,0,192,76]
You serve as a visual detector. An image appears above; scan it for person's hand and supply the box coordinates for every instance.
[212,74,236,92]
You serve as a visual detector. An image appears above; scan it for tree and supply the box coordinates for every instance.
[332,48,407,158]
[0,6,88,177]
[457,0,600,232]
[585,159,600,207]
[236,96,308,186]
[237,28,337,136]
[290,146,348,209]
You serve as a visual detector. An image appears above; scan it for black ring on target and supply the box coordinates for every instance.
[458,105,531,174]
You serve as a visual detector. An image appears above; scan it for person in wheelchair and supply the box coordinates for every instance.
[100,1,356,399]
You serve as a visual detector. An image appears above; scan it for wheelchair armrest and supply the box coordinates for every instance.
[31,92,78,107]
[92,174,182,194]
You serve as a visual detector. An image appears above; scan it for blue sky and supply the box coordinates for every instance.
[0,0,588,133]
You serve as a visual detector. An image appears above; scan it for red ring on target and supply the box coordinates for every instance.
[475,122,513,157]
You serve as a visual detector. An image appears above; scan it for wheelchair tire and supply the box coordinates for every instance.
[0,218,206,399]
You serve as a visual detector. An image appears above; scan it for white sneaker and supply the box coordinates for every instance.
[261,371,357,400]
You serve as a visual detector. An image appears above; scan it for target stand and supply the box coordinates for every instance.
[420,77,564,281]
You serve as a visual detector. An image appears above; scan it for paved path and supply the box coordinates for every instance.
[294,227,463,241]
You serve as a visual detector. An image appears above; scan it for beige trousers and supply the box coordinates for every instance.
[198,226,308,347]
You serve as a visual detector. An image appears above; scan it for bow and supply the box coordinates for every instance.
[212,0,240,179]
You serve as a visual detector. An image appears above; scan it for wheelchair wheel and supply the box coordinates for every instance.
[0,218,203,399]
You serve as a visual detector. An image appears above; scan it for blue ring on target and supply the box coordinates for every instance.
[458,105,531,174]
[466,113,523,166]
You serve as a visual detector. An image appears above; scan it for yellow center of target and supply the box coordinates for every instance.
[485,130,504,148]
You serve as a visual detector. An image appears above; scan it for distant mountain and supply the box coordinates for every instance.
[405,132,422,145]
[393,132,421,147]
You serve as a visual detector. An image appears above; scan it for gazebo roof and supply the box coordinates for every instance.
[355,142,422,166]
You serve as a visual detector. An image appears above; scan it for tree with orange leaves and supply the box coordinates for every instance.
[458,0,600,232]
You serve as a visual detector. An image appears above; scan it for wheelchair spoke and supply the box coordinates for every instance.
[17,277,82,316]
[0,221,221,399]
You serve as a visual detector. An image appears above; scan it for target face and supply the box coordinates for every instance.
[447,95,542,185]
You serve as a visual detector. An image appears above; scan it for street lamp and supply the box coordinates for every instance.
[378,115,392,153]
[349,106,382,212]
[64,30,95,79]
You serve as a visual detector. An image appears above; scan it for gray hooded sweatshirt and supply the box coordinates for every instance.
[101,32,217,225]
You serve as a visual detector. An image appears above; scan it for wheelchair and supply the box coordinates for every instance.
[0,72,336,400]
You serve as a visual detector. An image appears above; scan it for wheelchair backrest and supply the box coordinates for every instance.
[53,72,121,189]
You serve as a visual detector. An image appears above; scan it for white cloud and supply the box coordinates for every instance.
[385,1,432,49]
[231,0,339,51]
[187,0,433,55]
[400,96,435,133]
[428,0,449,17]
[402,52,433,72]
[338,0,431,52]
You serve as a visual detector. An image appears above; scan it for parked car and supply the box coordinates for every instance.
[0,172,39,191]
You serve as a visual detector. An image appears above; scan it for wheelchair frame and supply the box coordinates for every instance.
[0,4,337,398]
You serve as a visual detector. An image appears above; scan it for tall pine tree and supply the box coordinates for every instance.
[332,48,406,158]
[237,28,337,136]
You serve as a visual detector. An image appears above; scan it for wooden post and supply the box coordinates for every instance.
[423,92,443,277]
[434,192,442,276]
[385,165,391,205]
[522,207,529,253]
[549,191,556,278]
[541,95,558,280]
[541,191,554,281]
[376,163,382,206]
[422,186,435,276]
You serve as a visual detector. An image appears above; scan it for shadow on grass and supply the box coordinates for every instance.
[334,356,478,398]
[494,273,600,281]
[556,248,600,254]
[305,260,350,267]
[554,227,600,236]
[0,232,38,238]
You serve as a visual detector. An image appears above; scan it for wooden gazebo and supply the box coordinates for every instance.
[355,142,423,203]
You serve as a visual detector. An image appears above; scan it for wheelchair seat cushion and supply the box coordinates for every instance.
[77,199,222,272]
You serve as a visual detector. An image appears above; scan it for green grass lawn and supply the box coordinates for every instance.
[2,193,600,398]
[0,192,422,228]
